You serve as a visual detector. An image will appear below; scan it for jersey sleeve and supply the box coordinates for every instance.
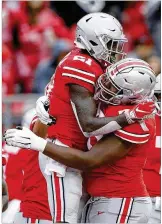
[62,56,101,93]
[104,105,153,144]
[114,122,150,144]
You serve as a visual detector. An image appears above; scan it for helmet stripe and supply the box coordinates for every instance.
[112,61,154,76]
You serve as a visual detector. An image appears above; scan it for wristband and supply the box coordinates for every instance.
[32,137,47,153]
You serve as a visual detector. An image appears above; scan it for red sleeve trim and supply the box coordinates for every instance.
[115,129,150,144]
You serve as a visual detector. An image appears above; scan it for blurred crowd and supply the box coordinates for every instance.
[2,0,161,96]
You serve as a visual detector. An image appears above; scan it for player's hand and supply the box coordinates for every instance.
[124,100,156,124]
[3,127,47,152]
[36,96,56,126]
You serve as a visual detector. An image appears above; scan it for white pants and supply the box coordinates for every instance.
[39,139,83,223]
[2,199,21,224]
[82,196,152,223]
[77,191,90,223]
[13,212,53,224]
[149,197,161,223]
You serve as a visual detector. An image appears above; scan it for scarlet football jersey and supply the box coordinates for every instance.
[19,150,52,220]
[143,114,161,197]
[47,48,105,150]
[5,150,24,201]
[86,104,155,198]
[19,116,52,220]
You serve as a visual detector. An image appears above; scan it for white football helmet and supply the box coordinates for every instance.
[94,58,156,105]
[75,12,127,64]
[154,73,161,111]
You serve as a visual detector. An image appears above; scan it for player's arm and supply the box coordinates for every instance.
[69,84,156,137]
[4,128,133,171]
[69,84,129,137]
[43,133,133,170]
[33,84,155,138]
[2,169,8,212]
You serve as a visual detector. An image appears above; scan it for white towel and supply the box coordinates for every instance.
[44,139,68,177]
[155,197,161,211]
[44,159,67,177]
[2,199,21,223]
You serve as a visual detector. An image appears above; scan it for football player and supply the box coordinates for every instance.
[32,12,130,223]
[4,58,157,223]
[32,13,154,223]
[143,73,161,224]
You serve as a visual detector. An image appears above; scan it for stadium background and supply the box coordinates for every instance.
[2,0,161,213]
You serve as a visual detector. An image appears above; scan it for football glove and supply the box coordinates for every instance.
[4,126,47,152]
[124,100,156,124]
[36,96,56,126]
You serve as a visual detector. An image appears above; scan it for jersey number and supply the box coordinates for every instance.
[73,55,92,66]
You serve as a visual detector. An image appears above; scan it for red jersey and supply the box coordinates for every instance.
[85,105,155,198]
[2,144,24,201]
[143,114,161,197]
[5,150,24,201]
[20,117,52,220]
[20,150,51,220]
[47,48,105,150]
